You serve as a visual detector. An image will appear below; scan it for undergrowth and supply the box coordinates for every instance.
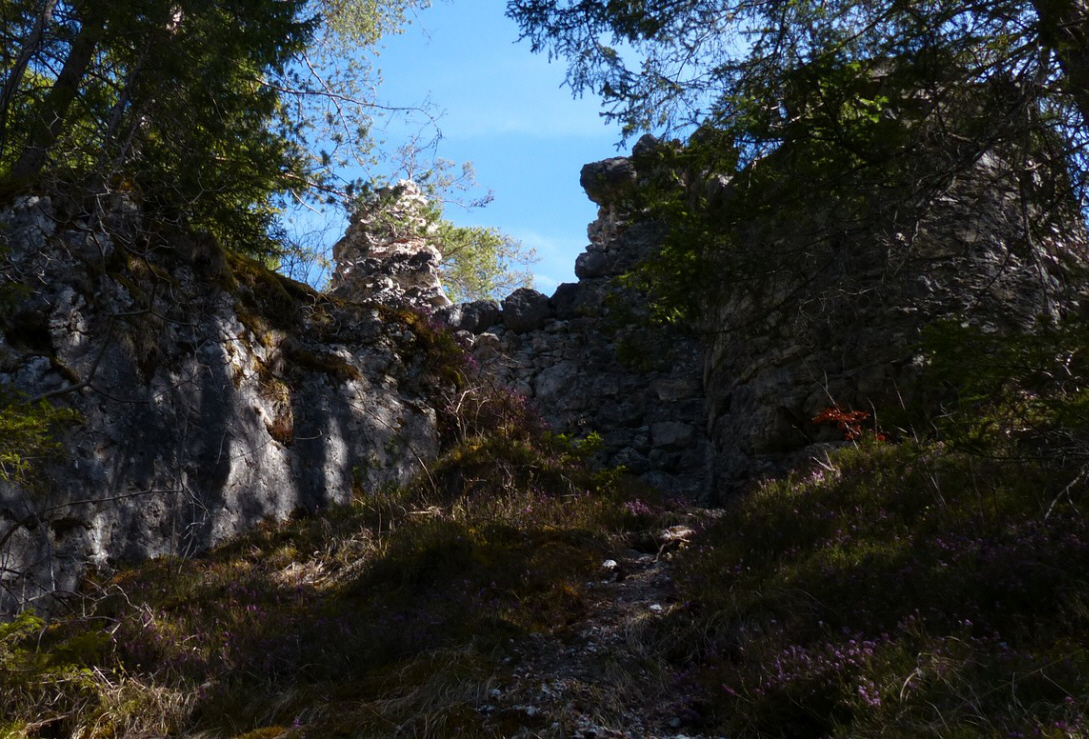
[5,318,1089,737]
[651,438,1089,736]
[0,330,666,737]
[641,321,1089,737]
[0,392,80,486]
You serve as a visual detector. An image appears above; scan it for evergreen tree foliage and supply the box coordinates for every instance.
[0,0,319,256]
[507,0,1089,161]
[0,0,532,297]
[0,0,449,257]
[508,0,1089,320]
[0,395,78,486]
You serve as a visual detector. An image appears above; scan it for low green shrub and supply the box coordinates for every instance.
[0,393,80,486]
[659,439,1089,737]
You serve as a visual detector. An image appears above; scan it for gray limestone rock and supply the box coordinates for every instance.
[0,195,55,258]
[631,133,661,159]
[458,300,501,334]
[436,303,463,328]
[327,181,450,309]
[477,131,1088,506]
[698,136,1089,499]
[0,196,444,615]
[651,422,697,450]
[9,123,1087,616]
[653,378,702,402]
[535,361,581,402]
[550,283,582,320]
[574,249,611,279]
[613,447,651,474]
[501,288,553,333]
[580,158,638,206]
[551,280,611,321]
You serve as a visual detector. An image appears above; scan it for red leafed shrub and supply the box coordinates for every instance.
[811,406,888,442]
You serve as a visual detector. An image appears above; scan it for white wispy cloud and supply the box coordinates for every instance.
[530,273,560,293]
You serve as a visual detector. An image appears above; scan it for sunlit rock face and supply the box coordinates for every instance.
[4,112,1088,615]
[0,195,442,615]
[328,181,450,309]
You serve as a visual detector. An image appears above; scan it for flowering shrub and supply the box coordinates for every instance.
[381,301,479,390]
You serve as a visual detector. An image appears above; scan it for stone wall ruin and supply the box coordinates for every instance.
[430,134,1089,502]
[2,125,1087,614]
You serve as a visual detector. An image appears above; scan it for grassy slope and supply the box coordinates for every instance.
[0,402,680,738]
[666,440,1089,737]
[3,324,1089,737]
[4,438,1087,737]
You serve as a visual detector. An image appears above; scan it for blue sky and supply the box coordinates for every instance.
[366,2,625,293]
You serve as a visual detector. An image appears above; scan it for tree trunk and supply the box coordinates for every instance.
[1035,0,1089,127]
[4,0,107,186]
[0,0,59,159]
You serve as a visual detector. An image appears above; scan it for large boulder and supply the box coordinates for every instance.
[580,157,638,206]
[457,300,501,334]
[501,288,553,333]
[574,248,611,279]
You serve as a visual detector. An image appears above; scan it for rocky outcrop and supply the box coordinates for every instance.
[449,154,713,500]
[4,122,1087,614]
[328,180,450,309]
[0,195,444,613]
[700,147,1089,493]
[444,132,1088,502]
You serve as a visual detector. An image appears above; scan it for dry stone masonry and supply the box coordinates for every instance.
[440,169,713,500]
[436,133,1088,502]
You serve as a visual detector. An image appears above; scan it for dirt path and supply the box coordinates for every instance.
[477,523,722,739]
